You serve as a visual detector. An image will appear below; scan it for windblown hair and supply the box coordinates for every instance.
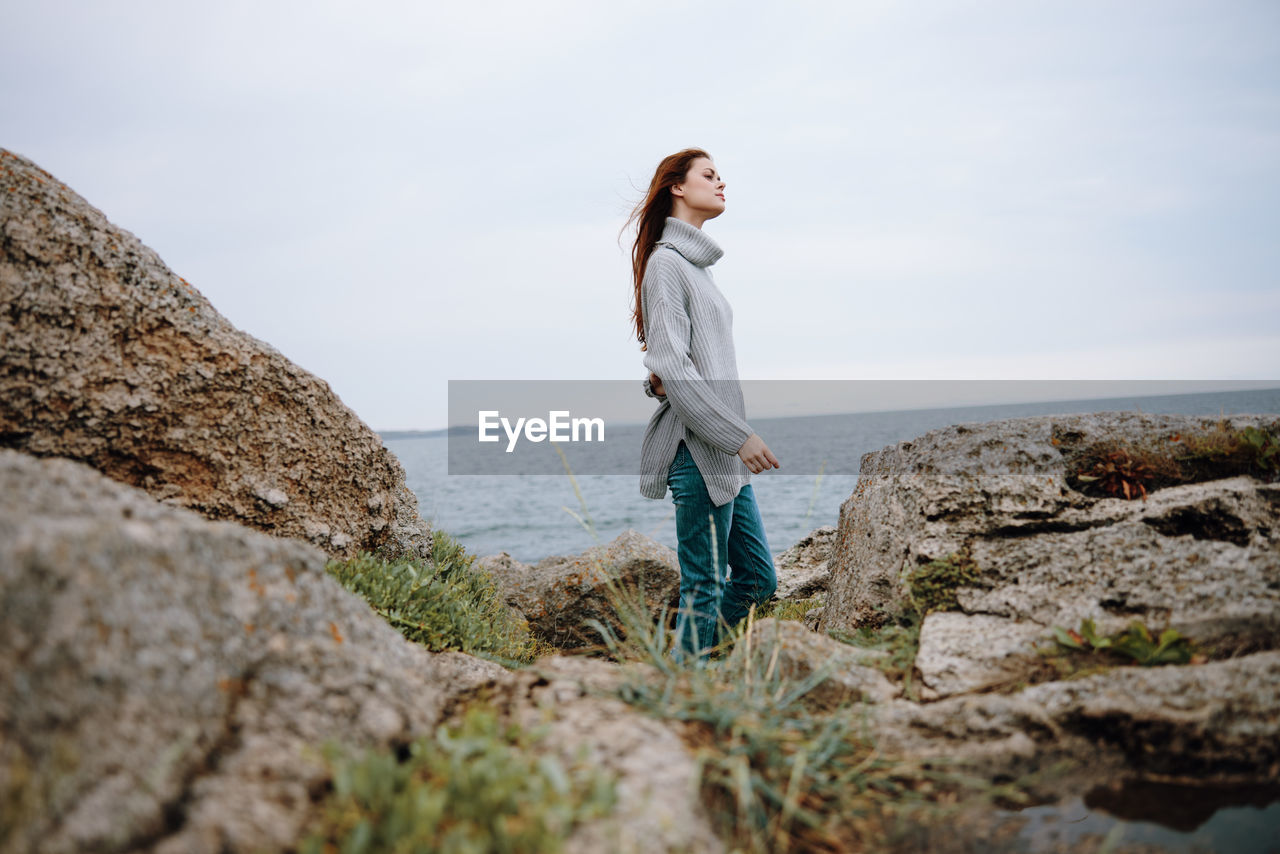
[622,148,711,351]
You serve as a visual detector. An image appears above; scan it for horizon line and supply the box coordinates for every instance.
[377,381,1280,437]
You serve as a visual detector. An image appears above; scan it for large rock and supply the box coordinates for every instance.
[773,409,1280,829]
[773,524,835,601]
[461,656,725,854]
[0,449,501,854]
[0,148,429,560]
[913,612,1048,698]
[871,650,1280,784]
[819,412,1280,697]
[476,529,681,649]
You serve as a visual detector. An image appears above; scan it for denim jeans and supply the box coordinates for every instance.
[667,439,778,661]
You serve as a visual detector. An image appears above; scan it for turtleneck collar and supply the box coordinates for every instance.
[655,216,723,268]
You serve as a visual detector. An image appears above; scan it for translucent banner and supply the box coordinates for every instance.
[446,380,1280,476]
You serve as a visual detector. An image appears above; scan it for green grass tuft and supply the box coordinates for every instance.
[754,596,824,624]
[608,609,1029,852]
[586,580,1021,851]
[300,704,617,854]
[904,551,981,617]
[326,530,550,666]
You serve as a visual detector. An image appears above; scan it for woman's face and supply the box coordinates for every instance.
[672,157,726,220]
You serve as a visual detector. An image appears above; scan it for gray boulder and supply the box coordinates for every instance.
[0,449,501,854]
[476,529,681,649]
[0,148,429,560]
[793,410,1280,804]
[820,412,1280,698]
[773,524,835,601]
[913,612,1048,699]
[461,656,725,854]
[872,650,1280,783]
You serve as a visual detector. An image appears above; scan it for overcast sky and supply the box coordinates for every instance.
[4,1,1278,430]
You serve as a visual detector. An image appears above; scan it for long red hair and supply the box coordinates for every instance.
[621,148,711,351]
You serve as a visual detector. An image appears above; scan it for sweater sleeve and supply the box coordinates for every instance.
[641,255,754,456]
[643,375,666,400]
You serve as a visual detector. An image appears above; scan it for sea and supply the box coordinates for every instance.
[385,386,1280,565]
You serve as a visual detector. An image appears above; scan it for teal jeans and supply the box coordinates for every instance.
[667,440,777,661]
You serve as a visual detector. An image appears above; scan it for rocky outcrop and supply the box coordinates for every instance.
[0,449,498,854]
[760,408,1280,815]
[819,412,1280,699]
[6,165,1277,854]
[0,149,429,560]
[476,530,681,649]
[720,614,1280,787]
[872,650,1280,783]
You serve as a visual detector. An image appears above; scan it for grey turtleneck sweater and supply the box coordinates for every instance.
[639,217,753,506]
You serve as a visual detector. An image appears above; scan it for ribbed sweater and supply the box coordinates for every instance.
[639,217,754,507]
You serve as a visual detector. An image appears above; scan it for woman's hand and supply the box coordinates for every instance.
[649,372,665,397]
[650,373,775,471]
[737,434,780,473]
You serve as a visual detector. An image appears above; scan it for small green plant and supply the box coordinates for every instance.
[1052,618,1196,666]
[328,531,546,666]
[301,704,616,854]
[1241,425,1280,473]
[903,551,981,616]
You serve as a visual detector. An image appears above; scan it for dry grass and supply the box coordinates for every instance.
[1065,419,1279,500]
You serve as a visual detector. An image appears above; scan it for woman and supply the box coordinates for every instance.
[624,148,780,662]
